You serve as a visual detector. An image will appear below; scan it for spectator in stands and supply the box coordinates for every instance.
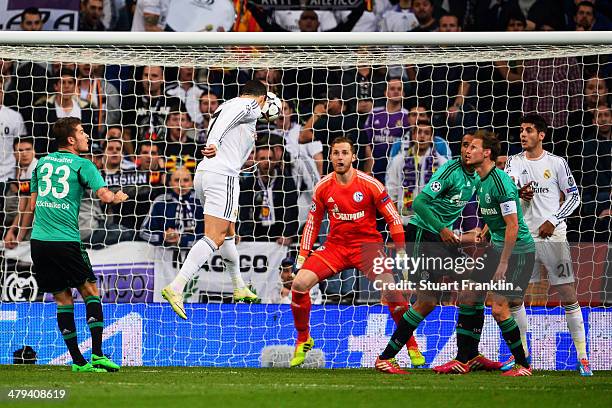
[115,0,136,31]
[105,125,135,159]
[572,0,611,30]
[581,104,612,196]
[160,110,200,173]
[1,56,47,121]
[31,69,94,155]
[0,76,26,226]
[362,78,410,184]
[253,68,283,99]
[408,56,477,147]
[274,100,324,175]
[2,137,37,248]
[267,9,339,31]
[79,0,106,31]
[102,138,135,174]
[568,75,610,139]
[522,56,583,152]
[165,67,208,137]
[259,133,320,226]
[19,7,43,31]
[410,0,439,31]
[238,145,299,245]
[269,257,322,304]
[389,105,452,159]
[340,65,386,112]
[165,0,235,31]
[438,13,461,31]
[77,63,121,143]
[131,0,167,31]
[194,92,219,143]
[386,119,448,221]
[140,166,204,248]
[136,140,165,172]
[122,65,183,142]
[299,86,360,174]
[379,0,419,32]
[248,6,365,32]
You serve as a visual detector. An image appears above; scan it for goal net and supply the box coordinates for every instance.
[0,32,610,370]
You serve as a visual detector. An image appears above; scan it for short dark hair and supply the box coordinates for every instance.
[55,68,77,85]
[53,117,81,147]
[519,113,548,134]
[241,80,267,97]
[439,13,460,23]
[576,1,595,11]
[473,130,501,161]
[13,136,34,149]
[137,140,158,154]
[416,119,433,129]
[330,136,355,153]
[21,7,41,20]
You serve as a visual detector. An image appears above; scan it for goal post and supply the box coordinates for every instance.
[0,31,610,370]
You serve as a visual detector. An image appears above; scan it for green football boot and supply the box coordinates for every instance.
[91,354,120,372]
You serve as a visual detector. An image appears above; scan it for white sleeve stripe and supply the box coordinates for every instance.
[555,193,580,219]
[216,110,247,146]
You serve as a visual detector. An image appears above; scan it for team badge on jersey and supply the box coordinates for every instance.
[485,193,491,203]
[353,191,364,203]
[430,181,442,192]
[544,169,551,179]
[568,176,575,186]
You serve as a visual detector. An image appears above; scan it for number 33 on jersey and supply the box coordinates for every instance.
[31,151,107,242]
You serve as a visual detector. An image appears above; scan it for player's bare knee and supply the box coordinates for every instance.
[53,290,73,306]
[414,298,436,315]
[291,271,315,293]
[555,284,578,305]
[491,301,510,322]
[206,233,225,249]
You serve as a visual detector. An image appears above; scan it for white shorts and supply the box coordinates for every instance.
[530,240,575,286]
[194,171,240,223]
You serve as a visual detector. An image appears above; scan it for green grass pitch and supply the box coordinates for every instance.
[1,365,611,408]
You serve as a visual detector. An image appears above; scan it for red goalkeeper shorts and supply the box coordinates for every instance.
[301,242,390,281]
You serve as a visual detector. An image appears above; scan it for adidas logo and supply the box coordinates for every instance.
[327,197,335,203]
[62,329,71,335]
[87,317,97,323]
[521,169,528,175]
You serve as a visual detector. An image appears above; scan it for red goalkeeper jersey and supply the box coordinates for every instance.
[299,169,404,258]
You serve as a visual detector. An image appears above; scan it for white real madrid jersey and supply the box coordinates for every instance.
[505,151,581,241]
[197,97,261,178]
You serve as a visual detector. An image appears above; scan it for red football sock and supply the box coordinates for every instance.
[388,302,419,350]
[291,290,311,343]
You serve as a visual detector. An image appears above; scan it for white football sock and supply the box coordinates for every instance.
[219,236,247,290]
[170,236,218,293]
[564,302,587,360]
[510,303,529,357]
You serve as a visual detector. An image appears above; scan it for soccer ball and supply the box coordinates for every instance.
[260,92,282,122]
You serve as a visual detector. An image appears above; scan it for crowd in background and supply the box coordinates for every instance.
[0,1,611,300]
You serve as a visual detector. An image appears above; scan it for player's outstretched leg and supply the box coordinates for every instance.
[387,301,425,367]
[163,236,219,319]
[55,291,105,373]
[220,236,260,304]
[376,293,435,374]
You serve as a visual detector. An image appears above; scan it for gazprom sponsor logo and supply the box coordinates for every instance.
[481,207,498,215]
